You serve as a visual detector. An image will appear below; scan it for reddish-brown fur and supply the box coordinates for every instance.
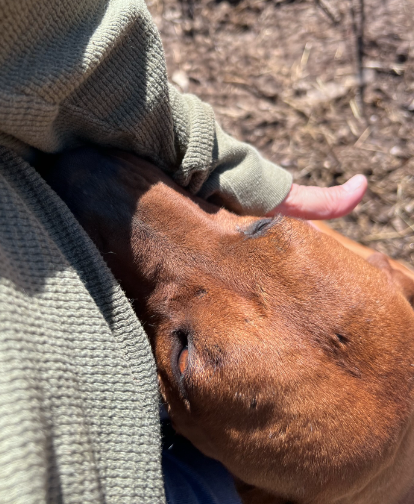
[45,148,414,504]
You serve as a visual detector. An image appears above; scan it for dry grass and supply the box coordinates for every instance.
[148,0,414,266]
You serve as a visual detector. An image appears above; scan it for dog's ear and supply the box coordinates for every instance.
[367,253,414,307]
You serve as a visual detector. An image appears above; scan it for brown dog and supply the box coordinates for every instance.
[44,147,414,504]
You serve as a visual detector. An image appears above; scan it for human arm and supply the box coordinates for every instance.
[0,0,365,220]
[0,0,291,216]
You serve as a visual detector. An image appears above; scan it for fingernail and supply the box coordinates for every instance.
[343,175,366,193]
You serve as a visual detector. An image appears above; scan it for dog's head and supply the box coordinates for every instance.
[46,148,414,503]
[155,219,414,503]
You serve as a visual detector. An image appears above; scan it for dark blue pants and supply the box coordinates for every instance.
[162,422,242,504]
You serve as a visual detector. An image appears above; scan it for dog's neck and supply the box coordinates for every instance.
[238,404,414,504]
[348,419,414,504]
[398,484,414,504]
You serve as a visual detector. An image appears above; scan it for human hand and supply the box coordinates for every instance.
[267,175,367,220]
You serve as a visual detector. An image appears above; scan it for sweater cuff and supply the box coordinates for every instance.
[198,155,292,216]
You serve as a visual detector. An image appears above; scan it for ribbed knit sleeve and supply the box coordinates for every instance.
[0,147,165,503]
[0,0,291,215]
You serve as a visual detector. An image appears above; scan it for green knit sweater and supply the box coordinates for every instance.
[0,0,292,502]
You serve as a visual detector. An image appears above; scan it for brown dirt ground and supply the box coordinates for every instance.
[148,0,414,267]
